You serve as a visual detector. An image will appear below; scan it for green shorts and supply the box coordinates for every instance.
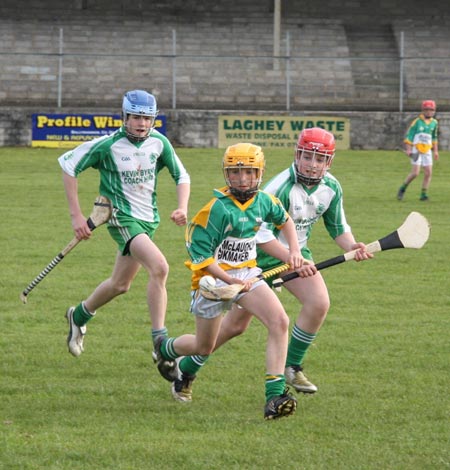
[107,209,159,255]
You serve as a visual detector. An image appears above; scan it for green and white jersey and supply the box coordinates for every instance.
[58,127,190,223]
[257,163,351,267]
[185,186,289,289]
[404,114,438,155]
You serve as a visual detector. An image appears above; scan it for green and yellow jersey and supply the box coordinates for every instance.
[185,186,289,289]
[404,113,438,155]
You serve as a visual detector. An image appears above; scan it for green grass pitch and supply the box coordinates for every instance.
[1,146,449,469]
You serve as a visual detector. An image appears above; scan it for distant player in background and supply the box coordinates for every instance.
[58,90,190,376]
[397,100,439,201]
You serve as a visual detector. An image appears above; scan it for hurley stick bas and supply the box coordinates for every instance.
[20,195,112,304]
[200,263,291,301]
[272,211,430,289]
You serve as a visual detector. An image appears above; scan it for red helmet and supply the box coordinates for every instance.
[295,128,335,185]
[421,100,436,110]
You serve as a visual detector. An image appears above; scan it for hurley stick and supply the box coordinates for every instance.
[273,211,430,289]
[200,263,291,301]
[20,195,112,304]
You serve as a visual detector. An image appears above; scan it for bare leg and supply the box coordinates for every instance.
[285,272,330,333]
[213,304,253,351]
[237,284,289,375]
[84,251,141,312]
[404,164,420,186]
[129,233,169,330]
[172,316,223,356]
[422,165,432,190]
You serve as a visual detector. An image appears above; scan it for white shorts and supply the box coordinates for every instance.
[190,266,265,319]
[411,152,433,167]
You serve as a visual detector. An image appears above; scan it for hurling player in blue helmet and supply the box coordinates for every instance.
[122,90,159,142]
[58,89,190,380]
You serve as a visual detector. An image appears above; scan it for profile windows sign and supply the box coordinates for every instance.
[31,113,166,148]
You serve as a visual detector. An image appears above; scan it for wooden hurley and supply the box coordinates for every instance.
[273,211,430,289]
[20,196,112,304]
[200,263,291,301]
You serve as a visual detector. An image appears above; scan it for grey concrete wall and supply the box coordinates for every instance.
[1,1,449,112]
[1,108,448,150]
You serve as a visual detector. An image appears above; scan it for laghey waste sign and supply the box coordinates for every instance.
[218,115,350,149]
[31,114,166,148]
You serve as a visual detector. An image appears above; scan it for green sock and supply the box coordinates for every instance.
[401,183,408,191]
[179,355,209,376]
[160,337,179,360]
[286,325,317,367]
[73,302,95,327]
[265,374,285,401]
[151,327,168,346]
[421,188,427,196]
[159,339,210,373]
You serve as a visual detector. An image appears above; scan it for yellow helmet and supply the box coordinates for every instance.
[223,143,265,201]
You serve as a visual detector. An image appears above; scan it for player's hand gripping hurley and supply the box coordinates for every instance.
[273,211,430,289]
[200,263,291,301]
[20,196,112,304]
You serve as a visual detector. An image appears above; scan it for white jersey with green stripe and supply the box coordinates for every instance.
[58,127,190,223]
[185,186,289,285]
[256,163,351,265]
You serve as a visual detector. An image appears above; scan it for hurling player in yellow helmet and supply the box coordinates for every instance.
[203,129,373,396]
[155,142,309,420]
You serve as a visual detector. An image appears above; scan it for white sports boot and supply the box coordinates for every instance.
[65,307,86,357]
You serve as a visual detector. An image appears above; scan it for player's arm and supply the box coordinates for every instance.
[278,217,303,269]
[155,135,191,225]
[203,261,251,289]
[404,142,413,156]
[171,182,190,226]
[334,232,373,262]
[404,118,418,156]
[61,171,91,240]
[433,142,439,160]
[432,125,439,161]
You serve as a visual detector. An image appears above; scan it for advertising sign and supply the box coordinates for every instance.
[218,115,350,149]
[32,114,167,148]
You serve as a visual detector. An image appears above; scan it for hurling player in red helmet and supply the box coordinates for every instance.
[255,128,372,393]
[184,128,373,395]
[397,100,439,201]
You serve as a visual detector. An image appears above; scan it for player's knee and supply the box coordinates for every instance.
[150,258,169,280]
[111,280,132,295]
[305,298,330,319]
[279,312,290,332]
[229,324,247,338]
[268,311,290,335]
[315,299,330,319]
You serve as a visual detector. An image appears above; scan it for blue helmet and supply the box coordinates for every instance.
[122,90,158,142]
[122,90,158,118]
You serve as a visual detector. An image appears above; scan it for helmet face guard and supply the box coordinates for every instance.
[122,90,159,142]
[223,143,265,202]
[295,128,335,186]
